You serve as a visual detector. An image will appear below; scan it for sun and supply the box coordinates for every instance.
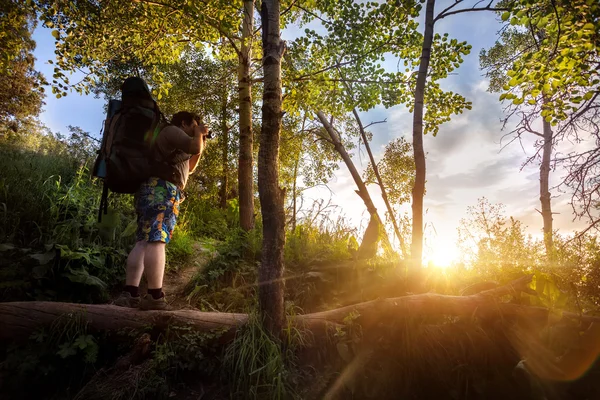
[424,242,459,270]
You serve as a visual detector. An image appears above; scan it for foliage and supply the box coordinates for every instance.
[457,197,543,280]
[1,311,103,398]
[363,137,414,206]
[285,0,422,116]
[34,0,240,97]
[0,0,46,133]
[186,228,260,311]
[153,325,225,378]
[224,311,305,400]
[0,131,133,303]
[165,220,195,272]
[285,212,354,268]
[497,0,599,124]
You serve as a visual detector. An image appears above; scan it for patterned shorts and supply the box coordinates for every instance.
[135,177,183,243]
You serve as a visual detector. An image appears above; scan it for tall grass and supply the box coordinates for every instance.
[224,311,307,400]
[0,140,134,302]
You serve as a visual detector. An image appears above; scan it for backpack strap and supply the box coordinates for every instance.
[98,182,109,223]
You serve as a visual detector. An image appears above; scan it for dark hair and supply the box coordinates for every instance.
[171,111,201,128]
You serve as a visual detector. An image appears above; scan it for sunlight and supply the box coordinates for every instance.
[425,242,459,270]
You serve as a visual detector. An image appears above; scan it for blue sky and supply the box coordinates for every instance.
[33,26,106,138]
[31,6,587,263]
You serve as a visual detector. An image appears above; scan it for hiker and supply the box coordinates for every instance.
[114,111,209,310]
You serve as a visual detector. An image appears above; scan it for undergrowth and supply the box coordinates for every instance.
[224,310,309,400]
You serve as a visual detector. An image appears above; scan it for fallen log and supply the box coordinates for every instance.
[2,275,599,341]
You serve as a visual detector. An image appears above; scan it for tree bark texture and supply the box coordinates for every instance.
[258,0,286,338]
[316,111,387,257]
[3,276,600,341]
[540,118,554,259]
[292,155,299,232]
[410,0,435,274]
[238,0,255,230]
[352,108,408,259]
[220,89,229,209]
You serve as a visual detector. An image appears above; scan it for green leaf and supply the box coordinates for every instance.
[336,342,353,362]
[30,251,56,265]
[121,219,137,237]
[51,30,59,39]
[57,343,77,358]
[0,243,15,252]
[501,11,510,22]
[64,268,107,289]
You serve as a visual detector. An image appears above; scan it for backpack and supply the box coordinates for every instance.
[92,77,167,222]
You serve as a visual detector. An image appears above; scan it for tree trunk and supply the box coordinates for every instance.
[540,118,554,260]
[316,111,388,256]
[316,111,377,215]
[3,276,600,341]
[352,108,408,259]
[238,0,255,230]
[219,89,229,209]
[258,0,286,338]
[410,0,435,276]
[292,155,299,232]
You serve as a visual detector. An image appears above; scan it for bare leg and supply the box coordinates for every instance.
[126,240,146,287]
[144,241,166,290]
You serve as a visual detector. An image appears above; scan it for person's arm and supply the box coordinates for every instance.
[164,123,207,155]
[189,153,201,173]
[188,123,208,173]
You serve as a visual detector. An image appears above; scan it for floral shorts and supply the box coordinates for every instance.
[135,177,183,243]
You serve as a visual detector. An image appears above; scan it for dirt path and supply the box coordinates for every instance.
[164,241,214,309]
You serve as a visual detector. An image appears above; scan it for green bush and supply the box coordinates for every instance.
[166,217,195,271]
[0,138,134,303]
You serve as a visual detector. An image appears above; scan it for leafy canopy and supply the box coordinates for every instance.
[496,0,599,123]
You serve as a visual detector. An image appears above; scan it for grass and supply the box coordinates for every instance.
[224,310,308,400]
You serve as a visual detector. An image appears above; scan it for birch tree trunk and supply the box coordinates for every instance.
[291,155,299,232]
[238,0,255,230]
[258,0,286,338]
[219,90,229,209]
[352,108,408,258]
[316,111,388,257]
[410,0,435,275]
[540,118,554,259]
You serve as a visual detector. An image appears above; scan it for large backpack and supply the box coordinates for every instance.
[92,77,166,222]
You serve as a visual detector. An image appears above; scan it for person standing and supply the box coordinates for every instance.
[114,111,209,310]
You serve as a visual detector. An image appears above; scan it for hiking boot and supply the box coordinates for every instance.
[139,294,172,311]
[113,292,141,308]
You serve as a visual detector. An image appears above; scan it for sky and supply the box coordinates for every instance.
[31,5,589,264]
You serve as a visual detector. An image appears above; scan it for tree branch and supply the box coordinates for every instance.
[434,1,508,23]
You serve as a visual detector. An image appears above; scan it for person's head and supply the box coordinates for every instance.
[171,111,201,136]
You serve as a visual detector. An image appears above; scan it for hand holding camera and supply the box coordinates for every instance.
[194,121,213,140]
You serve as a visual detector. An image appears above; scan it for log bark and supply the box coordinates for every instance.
[258,0,286,338]
[238,0,255,230]
[410,0,435,276]
[3,276,599,341]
